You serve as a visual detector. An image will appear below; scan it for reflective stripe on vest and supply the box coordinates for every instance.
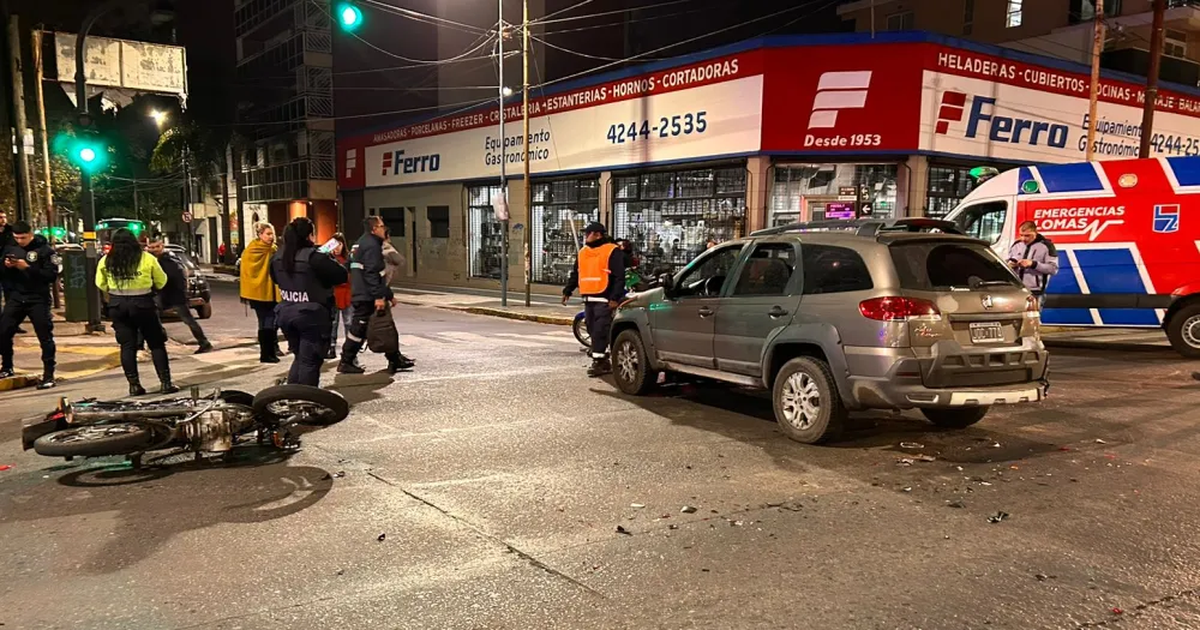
[578,242,617,296]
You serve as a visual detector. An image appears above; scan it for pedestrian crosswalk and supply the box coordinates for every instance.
[402,329,575,349]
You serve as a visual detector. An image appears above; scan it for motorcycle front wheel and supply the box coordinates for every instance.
[252,384,350,426]
[573,314,591,349]
[34,423,154,457]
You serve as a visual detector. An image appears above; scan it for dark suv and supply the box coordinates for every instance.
[609,219,1049,444]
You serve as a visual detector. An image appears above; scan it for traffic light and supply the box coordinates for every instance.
[335,2,363,31]
[68,137,108,174]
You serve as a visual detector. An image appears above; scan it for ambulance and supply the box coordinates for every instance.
[944,156,1200,358]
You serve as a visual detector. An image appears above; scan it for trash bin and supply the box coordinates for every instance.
[60,249,89,322]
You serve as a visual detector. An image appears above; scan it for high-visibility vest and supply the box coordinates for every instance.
[578,242,617,295]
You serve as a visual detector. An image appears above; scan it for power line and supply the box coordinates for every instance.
[534,0,600,24]
[530,0,694,26]
[537,5,711,36]
[349,30,495,65]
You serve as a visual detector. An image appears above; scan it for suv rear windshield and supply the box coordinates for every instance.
[890,241,1021,291]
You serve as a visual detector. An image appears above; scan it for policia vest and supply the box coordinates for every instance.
[272,247,334,309]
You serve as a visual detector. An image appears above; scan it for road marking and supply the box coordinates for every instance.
[440,331,546,347]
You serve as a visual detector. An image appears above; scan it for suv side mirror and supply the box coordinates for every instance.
[658,272,675,296]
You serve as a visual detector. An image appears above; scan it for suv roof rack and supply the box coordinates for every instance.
[751,218,963,238]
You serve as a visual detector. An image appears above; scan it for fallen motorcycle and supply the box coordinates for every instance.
[22,384,349,467]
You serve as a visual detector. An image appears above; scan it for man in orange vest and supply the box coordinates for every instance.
[561,222,625,377]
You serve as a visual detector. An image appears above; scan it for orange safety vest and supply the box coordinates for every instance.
[578,242,617,295]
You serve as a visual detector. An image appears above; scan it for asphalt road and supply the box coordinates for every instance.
[2,284,1200,629]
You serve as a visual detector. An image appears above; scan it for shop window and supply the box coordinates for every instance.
[467,184,505,279]
[428,206,450,238]
[925,165,983,219]
[613,166,747,276]
[769,164,899,226]
[531,178,599,285]
[1165,30,1188,58]
[379,207,406,237]
[1006,0,1023,27]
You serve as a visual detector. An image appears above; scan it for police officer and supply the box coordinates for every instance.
[562,222,625,377]
[0,221,60,388]
[270,217,347,386]
[338,216,414,374]
[96,227,176,396]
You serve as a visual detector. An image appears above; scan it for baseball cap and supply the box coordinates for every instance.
[583,222,606,235]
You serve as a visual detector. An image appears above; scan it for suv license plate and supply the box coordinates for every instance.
[969,322,1005,343]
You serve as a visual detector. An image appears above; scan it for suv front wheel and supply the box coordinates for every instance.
[921,407,989,429]
[612,329,657,395]
[772,357,846,444]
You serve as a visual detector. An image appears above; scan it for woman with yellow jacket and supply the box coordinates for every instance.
[240,222,282,363]
[95,228,176,396]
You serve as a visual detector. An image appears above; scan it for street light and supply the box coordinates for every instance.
[502,86,514,97]
[149,109,168,128]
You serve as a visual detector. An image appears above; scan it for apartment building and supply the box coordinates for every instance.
[838,0,1200,85]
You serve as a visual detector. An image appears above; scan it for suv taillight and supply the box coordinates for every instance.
[858,297,941,321]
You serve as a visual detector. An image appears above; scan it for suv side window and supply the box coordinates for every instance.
[954,200,1008,244]
[732,243,797,296]
[801,244,873,295]
[674,244,742,298]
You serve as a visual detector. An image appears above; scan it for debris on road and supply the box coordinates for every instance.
[377,533,386,542]
[1112,607,1123,615]
[902,487,913,493]
[615,525,632,536]
[630,503,645,509]
[987,511,1010,524]
[898,458,915,467]
[681,505,698,514]
[914,454,937,462]
[899,442,924,450]
[1095,439,1108,445]
[0,464,11,472]
[946,500,966,509]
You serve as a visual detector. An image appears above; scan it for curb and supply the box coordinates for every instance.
[1043,338,1172,352]
[0,374,39,392]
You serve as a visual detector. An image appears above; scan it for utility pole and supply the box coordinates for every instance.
[1085,0,1104,161]
[5,13,29,221]
[498,0,509,307]
[31,29,51,236]
[522,0,531,307]
[75,1,121,333]
[1139,0,1166,159]
[133,177,139,221]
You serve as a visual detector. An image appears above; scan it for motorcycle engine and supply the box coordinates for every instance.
[184,410,236,452]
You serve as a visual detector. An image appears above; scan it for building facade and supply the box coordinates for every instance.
[336,31,1200,292]
[838,0,1200,85]
[232,0,338,245]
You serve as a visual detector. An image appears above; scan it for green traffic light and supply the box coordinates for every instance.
[336,2,362,31]
[67,138,108,173]
[78,147,96,162]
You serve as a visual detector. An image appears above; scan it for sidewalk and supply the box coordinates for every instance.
[391,282,578,325]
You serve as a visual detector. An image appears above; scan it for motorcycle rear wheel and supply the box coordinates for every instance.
[573,314,591,349]
[252,384,350,426]
[34,423,154,457]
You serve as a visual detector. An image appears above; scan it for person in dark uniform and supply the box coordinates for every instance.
[0,221,59,388]
[0,210,12,314]
[338,216,414,374]
[269,217,348,386]
[146,233,213,354]
[561,222,625,377]
[96,228,175,396]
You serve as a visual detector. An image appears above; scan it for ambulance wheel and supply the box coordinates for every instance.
[1166,303,1200,359]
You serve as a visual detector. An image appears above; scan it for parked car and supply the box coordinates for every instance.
[608,218,1050,444]
[163,245,213,320]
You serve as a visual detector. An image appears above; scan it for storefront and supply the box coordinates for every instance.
[337,31,1200,292]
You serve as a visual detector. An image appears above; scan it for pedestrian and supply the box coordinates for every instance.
[326,232,353,360]
[270,217,348,387]
[218,242,227,264]
[338,216,414,374]
[561,222,625,377]
[147,232,213,354]
[381,226,405,285]
[95,228,177,396]
[0,221,59,388]
[1007,220,1059,309]
[240,222,282,364]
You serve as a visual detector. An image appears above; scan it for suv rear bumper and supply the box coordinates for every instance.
[848,373,1048,409]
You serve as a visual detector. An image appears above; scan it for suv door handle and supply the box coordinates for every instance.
[768,306,789,318]
[697,306,714,318]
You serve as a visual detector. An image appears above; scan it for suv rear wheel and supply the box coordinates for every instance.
[772,357,846,444]
[921,407,989,429]
[612,329,656,395]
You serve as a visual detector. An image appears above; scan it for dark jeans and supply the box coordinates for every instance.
[0,298,55,374]
[584,300,613,360]
[110,295,170,384]
[168,303,209,345]
[277,303,331,386]
[250,300,277,331]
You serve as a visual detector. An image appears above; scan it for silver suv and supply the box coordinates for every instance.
[609,219,1049,444]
